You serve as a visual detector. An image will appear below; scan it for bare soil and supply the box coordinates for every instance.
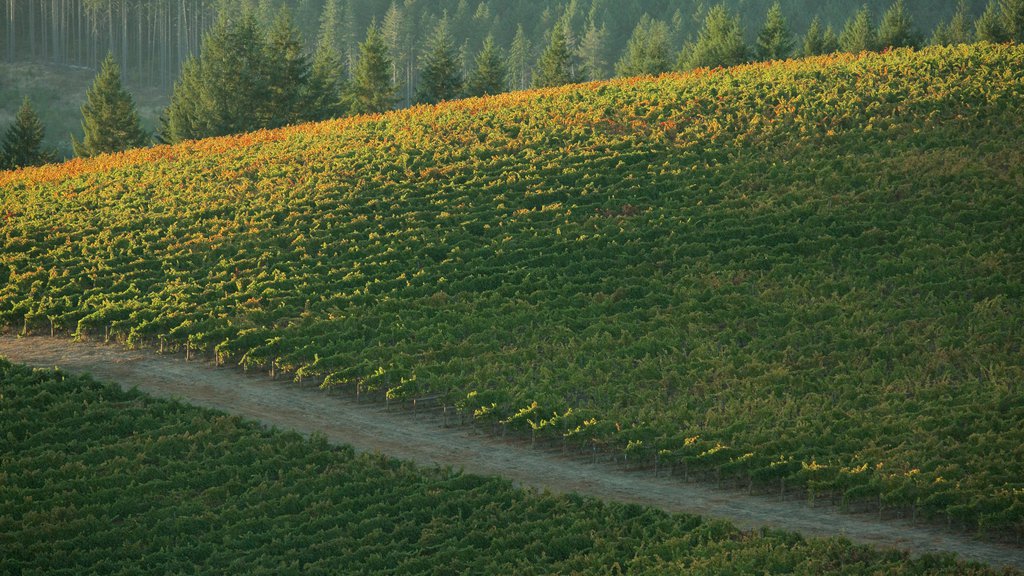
[2,335,1021,570]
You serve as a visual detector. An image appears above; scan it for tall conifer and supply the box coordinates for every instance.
[680,5,747,71]
[73,54,148,157]
[348,25,396,114]
[466,35,507,97]
[1,98,47,169]
[416,15,463,104]
[533,20,577,87]
[839,5,877,53]
[756,3,794,61]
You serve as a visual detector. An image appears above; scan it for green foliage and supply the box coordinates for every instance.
[263,6,311,128]
[0,361,1007,575]
[931,0,975,45]
[1002,0,1024,41]
[508,24,533,90]
[466,35,507,97]
[976,0,1011,42]
[347,25,396,114]
[840,5,878,53]
[680,5,747,71]
[416,15,464,105]
[803,17,827,56]
[578,16,610,81]
[756,2,795,61]
[878,0,921,49]
[304,0,346,122]
[615,15,674,77]
[3,45,1024,542]
[1,97,48,169]
[72,53,148,157]
[533,18,578,88]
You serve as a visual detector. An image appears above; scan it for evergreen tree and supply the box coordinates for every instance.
[878,0,920,49]
[159,58,202,143]
[823,26,841,53]
[264,6,310,127]
[73,53,148,157]
[508,24,533,90]
[756,2,794,61]
[839,5,877,53]
[466,35,507,97]
[1002,0,1024,42]
[348,25,396,114]
[416,15,463,104]
[578,16,609,81]
[680,5,747,71]
[1,97,47,169]
[931,0,973,45]
[615,15,673,77]
[976,0,1011,42]
[305,0,346,121]
[803,16,826,56]
[161,14,269,143]
[533,20,577,87]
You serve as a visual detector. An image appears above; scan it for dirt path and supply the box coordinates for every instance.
[2,335,1021,570]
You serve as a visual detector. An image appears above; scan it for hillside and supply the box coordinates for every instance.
[1,359,1016,575]
[1,43,1022,540]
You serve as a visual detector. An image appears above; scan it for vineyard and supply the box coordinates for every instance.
[1,44,1023,540]
[1,360,1017,574]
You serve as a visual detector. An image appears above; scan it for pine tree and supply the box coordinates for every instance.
[348,25,396,114]
[680,5,747,71]
[264,6,310,128]
[533,20,577,87]
[839,5,877,53]
[756,2,794,61]
[1002,0,1024,42]
[1,97,47,170]
[976,0,1011,42]
[466,35,507,97]
[73,53,148,157]
[823,26,841,53]
[578,16,609,81]
[931,0,973,45]
[305,0,346,121]
[416,15,463,104]
[878,0,920,49]
[508,24,532,90]
[159,58,202,144]
[803,16,826,56]
[616,15,673,77]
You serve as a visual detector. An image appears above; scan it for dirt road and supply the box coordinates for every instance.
[2,335,1021,570]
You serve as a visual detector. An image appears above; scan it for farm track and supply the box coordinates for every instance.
[2,335,1022,571]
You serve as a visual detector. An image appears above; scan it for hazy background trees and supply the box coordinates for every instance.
[1,0,1015,160]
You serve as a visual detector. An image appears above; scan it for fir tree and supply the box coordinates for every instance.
[823,26,841,53]
[159,58,201,144]
[803,16,826,56]
[578,16,609,81]
[508,24,532,90]
[931,0,973,45]
[73,53,148,157]
[416,15,463,104]
[533,20,577,87]
[466,35,507,97]
[1,97,47,169]
[1002,0,1024,42]
[756,2,794,61]
[878,0,920,49]
[976,0,1011,42]
[264,6,310,128]
[305,0,346,121]
[615,15,673,77]
[839,5,877,53]
[680,5,747,71]
[348,25,396,114]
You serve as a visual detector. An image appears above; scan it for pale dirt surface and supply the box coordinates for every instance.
[2,335,1022,571]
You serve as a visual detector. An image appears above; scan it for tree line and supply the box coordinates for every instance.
[2,0,1023,167]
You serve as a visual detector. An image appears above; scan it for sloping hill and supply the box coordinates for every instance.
[2,44,1022,539]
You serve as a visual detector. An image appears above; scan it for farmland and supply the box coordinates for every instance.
[1,360,1017,574]
[2,42,1023,541]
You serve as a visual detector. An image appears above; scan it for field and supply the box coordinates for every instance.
[2,359,1016,575]
[1,43,1022,540]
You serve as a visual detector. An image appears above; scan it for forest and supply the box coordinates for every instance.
[0,0,1012,160]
